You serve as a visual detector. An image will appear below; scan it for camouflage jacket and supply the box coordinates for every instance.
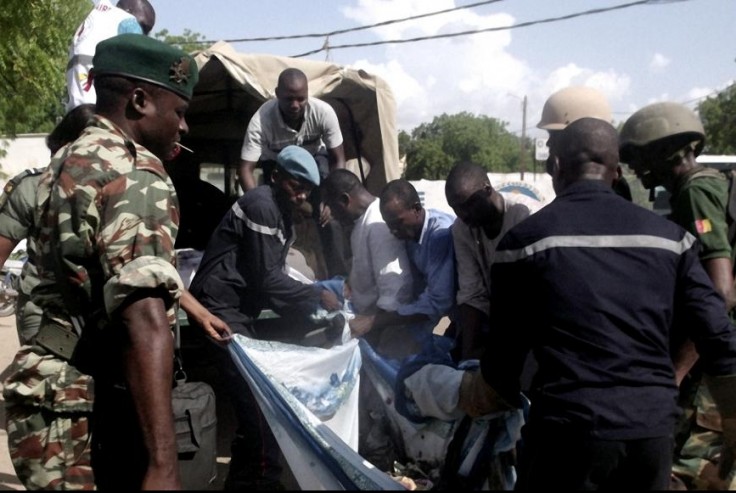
[3,115,183,412]
[0,169,44,298]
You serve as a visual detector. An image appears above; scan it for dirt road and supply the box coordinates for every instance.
[0,315,24,491]
[0,315,236,491]
[0,314,305,491]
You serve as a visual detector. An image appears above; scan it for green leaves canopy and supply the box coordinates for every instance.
[0,0,90,136]
[699,83,736,155]
[400,112,526,180]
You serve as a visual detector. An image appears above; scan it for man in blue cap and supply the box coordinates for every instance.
[190,145,342,490]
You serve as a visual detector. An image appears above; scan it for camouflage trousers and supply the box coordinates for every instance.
[15,292,42,345]
[3,346,95,490]
[671,422,736,490]
[5,404,94,490]
[672,382,736,490]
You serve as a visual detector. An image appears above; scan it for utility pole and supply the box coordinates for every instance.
[520,95,527,181]
[323,36,331,62]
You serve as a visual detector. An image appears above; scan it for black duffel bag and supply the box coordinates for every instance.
[172,371,218,490]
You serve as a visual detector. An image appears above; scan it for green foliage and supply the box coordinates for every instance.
[398,130,411,158]
[0,4,207,138]
[154,29,208,54]
[0,0,90,136]
[401,112,525,180]
[699,83,736,155]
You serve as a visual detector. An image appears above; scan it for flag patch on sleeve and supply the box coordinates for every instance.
[695,218,712,234]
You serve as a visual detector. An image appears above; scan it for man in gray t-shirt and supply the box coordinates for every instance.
[239,68,348,277]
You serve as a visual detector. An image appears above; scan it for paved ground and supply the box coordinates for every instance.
[0,309,447,491]
[0,313,303,491]
[0,314,239,491]
[0,315,24,491]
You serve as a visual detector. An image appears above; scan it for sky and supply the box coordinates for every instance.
[149,0,734,140]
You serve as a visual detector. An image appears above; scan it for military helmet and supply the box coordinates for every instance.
[536,86,613,130]
[619,102,705,163]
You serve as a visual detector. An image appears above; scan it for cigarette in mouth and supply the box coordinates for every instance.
[176,143,194,153]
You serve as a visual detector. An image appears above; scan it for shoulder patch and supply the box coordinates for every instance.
[0,167,45,211]
[0,184,12,210]
[695,218,713,234]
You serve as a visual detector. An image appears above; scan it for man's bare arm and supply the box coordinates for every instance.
[672,338,700,386]
[0,236,19,271]
[237,159,259,193]
[121,295,180,490]
[180,290,232,344]
[458,304,487,361]
[704,257,736,312]
[328,144,346,171]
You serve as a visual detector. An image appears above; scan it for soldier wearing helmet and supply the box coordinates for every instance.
[538,86,632,199]
[621,101,736,490]
[620,102,733,310]
[620,102,707,191]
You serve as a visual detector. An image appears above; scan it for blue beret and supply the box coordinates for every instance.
[276,146,320,186]
[92,34,199,101]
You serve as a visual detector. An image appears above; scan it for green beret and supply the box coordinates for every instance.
[92,33,199,101]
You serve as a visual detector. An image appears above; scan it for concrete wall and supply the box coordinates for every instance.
[0,134,50,187]
[410,171,555,216]
[0,134,558,216]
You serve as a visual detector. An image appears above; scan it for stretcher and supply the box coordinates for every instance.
[228,324,524,490]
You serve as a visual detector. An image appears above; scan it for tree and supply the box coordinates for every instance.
[0,0,90,136]
[401,112,524,180]
[154,29,208,54]
[398,130,411,158]
[0,3,207,138]
[699,83,736,155]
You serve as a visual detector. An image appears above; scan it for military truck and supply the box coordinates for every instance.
[170,42,402,279]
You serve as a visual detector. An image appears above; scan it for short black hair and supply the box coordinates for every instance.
[380,178,420,209]
[277,68,308,89]
[322,169,361,199]
[46,104,96,154]
[446,161,491,198]
[558,117,619,171]
[117,0,155,34]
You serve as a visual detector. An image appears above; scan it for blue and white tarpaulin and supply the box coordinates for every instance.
[229,329,524,490]
[229,334,404,490]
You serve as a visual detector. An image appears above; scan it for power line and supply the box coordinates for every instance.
[609,85,731,117]
[189,0,505,45]
[680,88,724,105]
[291,0,660,58]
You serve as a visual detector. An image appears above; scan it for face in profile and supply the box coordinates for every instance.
[139,88,189,162]
[274,171,314,207]
[625,145,679,191]
[545,130,562,178]
[381,198,422,241]
[323,194,351,226]
[447,185,495,228]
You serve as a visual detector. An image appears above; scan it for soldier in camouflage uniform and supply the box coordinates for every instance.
[2,34,200,490]
[621,102,736,489]
[0,105,96,346]
[0,168,46,344]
